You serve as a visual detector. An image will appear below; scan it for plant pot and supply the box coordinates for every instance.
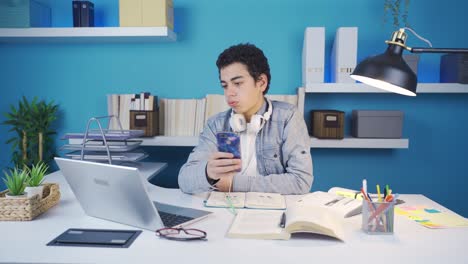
[403,54,420,75]
[5,192,28,199]
[25,186,44,199]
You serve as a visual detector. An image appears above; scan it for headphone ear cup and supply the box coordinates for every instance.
[230,114,246,132]
[250,115,263,133]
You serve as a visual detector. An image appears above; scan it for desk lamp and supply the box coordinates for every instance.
[350,28,468,96]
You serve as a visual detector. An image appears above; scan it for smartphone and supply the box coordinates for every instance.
[216,132,241,159]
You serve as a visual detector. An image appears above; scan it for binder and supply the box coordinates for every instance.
[302,27,325,86]
[80,1,94,27]
[72,1,81,27]
[331,27,358,83]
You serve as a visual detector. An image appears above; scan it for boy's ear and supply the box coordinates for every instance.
[257,73,268,93]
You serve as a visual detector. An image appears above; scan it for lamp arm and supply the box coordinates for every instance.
[410,47,468,54]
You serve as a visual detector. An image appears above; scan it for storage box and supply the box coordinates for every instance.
[311,110,344,139]
[403,54,419,75]
[440,54,468,84]
[352,110,403,138]
[0,0,51,28]
[130,110,159,137]
[119,0,173,29]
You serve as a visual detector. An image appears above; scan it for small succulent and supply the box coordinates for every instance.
[27,162,49,187]
[3,168,29,196]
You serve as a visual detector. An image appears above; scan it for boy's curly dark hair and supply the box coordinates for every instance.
[216,43,271,94]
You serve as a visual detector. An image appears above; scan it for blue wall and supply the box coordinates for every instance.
[1,0,467,216]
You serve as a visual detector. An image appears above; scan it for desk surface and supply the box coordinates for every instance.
[1,168,467,264]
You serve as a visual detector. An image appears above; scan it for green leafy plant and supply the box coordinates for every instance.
[384,0,410,29]
[3,168,29,196]
[27,162,49,187]
[2,96,59,170]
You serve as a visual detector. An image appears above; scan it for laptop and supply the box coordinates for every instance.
[54,157,212,231]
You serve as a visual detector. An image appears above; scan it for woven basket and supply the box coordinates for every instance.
[0,183,61,221]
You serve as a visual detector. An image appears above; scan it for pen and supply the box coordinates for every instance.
[279,212,286,228]
[363,179,367,194]
[376,184,382,202]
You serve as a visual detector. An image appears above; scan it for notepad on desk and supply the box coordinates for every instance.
[227,191,362,241]
[204,192,286,210]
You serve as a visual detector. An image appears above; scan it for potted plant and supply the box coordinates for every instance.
[2,96,59,170]
[24,162,49,199]
[384,0,410,29]
[384,0,419,75]
[2,168,29,199]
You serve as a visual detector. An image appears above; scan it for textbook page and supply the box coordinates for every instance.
[297,191,361,218]
[227,210,289,239]
[285,204,345,241]
[244,192,286,209]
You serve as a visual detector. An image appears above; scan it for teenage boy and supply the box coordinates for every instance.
[178,43,313,194]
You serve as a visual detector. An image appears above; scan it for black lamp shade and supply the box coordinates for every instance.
[351,44,417,96]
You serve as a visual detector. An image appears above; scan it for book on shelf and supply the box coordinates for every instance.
[205,192,286,210]
[204,94,229,122]
[227,189,362,241]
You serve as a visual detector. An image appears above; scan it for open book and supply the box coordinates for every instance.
[204,192,286,210]
[227,190,362,241]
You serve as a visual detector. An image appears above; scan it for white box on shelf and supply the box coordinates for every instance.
[302,27,325,86]
[331,27,358,83]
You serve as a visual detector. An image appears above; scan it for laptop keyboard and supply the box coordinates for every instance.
[158,211,194,227]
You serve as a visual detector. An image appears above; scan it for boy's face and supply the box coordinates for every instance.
[220,62,267,121]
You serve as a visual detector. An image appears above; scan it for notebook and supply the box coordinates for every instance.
[205,192,286,210]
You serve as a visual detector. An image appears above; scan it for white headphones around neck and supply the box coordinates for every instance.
[229,98,272,133]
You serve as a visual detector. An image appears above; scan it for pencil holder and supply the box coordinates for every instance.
[362,200,394,234]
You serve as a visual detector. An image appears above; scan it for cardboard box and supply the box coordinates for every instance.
[0,0,51,28]
[311,110,344,139]
[352,110,403,138]
[119,0,173,29]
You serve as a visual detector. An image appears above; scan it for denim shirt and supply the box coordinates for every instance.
[178,99,313,195]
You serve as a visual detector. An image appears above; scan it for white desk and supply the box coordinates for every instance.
[0,170,467,264]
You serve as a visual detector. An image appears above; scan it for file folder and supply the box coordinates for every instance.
[302,27,325,86]
[331,27,358,83]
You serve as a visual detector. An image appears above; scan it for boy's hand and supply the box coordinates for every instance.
[206,152,241,187]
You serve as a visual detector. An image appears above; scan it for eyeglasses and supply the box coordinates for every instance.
[155,227,207,241]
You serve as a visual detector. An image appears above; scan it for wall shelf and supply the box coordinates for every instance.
[70,136,410,149]
[297,83,468,149]
[303,83,468,94]
[310,137,409,149]
[0,27,176,43]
